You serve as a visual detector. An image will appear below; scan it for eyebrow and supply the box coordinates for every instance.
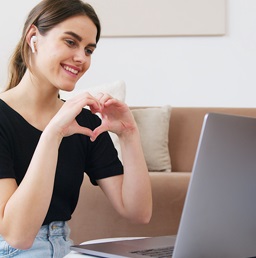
[64,31,97,48]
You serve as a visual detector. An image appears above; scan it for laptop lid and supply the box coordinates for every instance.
[173,112,256,258]
[71,113,256,258]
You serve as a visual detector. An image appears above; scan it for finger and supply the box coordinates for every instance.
[102,97,120,107]
[90,125,108,142]
[89,103,102,114]
[96,92,113,105]
[75,126,93,138]
[68,92,101,111]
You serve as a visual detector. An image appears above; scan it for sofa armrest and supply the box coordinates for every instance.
[68,172,190,244]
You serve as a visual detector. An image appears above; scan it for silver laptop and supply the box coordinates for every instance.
[71,113,256,258]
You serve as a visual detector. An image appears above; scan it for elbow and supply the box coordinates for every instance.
[7,239,34,250]
[140,199,153,224]
[130,213,152,225]
[4,234,35,250]
[129,207,152,225]
[144,210,152,224]
[0,216,36,250]
[138,210,152,224]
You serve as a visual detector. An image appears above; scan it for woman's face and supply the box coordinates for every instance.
[33,15,97,92]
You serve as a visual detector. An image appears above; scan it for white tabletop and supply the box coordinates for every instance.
[64,237,146,258]
[64,251,86,258]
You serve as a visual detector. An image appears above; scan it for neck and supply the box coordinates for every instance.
[16,70,60,109]
[3,71,64,131]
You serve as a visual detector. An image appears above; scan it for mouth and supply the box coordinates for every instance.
[63,65,80,75]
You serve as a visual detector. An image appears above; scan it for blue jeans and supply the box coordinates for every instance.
[0,221,73,258]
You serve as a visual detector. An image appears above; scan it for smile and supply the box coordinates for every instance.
[63,65,79,75]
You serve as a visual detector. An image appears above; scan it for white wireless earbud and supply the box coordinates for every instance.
[30,36,37,53]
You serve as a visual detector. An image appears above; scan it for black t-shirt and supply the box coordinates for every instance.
[0,99,123,225]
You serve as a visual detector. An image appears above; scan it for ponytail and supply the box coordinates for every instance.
[6,40,27,91]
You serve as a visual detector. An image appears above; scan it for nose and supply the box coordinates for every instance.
[73,48,90,65]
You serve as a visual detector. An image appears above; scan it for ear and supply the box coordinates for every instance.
[30,36,37,53]
[26,25,38,53]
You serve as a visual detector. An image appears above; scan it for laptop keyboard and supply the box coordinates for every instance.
[130,246,174,258]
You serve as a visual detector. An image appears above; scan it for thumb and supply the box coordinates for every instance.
[90,125,107,142]
[75,126,93,138]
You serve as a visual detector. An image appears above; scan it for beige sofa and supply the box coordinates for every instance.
[68,107,256,244]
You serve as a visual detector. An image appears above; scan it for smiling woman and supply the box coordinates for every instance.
[0,0,152,257]
[26,14,98,92]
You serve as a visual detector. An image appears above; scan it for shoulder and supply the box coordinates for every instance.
[0,99,17,134]
[0,96,23,133]
[0,88,14,102]
[0,89,19,114]
[0,98,10,117]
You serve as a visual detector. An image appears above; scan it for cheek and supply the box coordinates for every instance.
[46,49,65,73]
[85,58,92,70]
[79,59,91,77]
[37,47,58,65]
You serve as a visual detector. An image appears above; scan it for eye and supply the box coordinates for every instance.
[85,48,94,56]
[65,39,76,47]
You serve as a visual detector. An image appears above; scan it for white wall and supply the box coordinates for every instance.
[1,0,256,107]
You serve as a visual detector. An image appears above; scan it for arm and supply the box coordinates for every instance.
[0,93,99,249]
[0,129,62,249]
[92,94,152,224]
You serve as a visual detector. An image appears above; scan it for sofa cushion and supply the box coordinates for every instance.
[132,106,172,172]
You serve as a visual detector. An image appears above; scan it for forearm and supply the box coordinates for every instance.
[1,127,62,249]
[118,129,152,223]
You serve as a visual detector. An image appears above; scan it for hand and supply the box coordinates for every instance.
[90,93,137,141]
[47,92,101,138]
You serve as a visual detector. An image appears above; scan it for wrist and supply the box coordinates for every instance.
[41,124,63,146]
[118,126,140,144]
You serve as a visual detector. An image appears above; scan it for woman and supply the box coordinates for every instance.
[0,0,152,257]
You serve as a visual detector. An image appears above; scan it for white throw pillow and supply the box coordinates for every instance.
[59,80,126,102]
[85,80,126,102]
[131,106,172,172]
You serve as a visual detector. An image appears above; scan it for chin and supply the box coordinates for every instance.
[60,85,76,92]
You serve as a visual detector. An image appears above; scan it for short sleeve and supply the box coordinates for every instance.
[85,130,123,185]
[0,123,16,179]
[76,109,123,186]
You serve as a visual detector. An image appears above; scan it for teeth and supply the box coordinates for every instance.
[64,66,78,75]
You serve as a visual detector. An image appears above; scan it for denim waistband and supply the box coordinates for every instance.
[37,221,70,238]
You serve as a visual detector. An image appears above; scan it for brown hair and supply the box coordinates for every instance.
[6,0,101,90]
